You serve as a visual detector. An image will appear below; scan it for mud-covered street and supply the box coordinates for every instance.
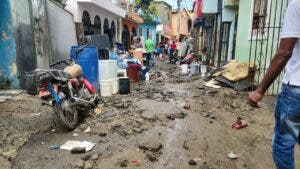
[1,61,300,169]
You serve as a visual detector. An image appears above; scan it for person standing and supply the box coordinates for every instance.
[248,1,300,168]
[145,35,155,67]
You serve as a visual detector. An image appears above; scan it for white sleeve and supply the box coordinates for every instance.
[280,1,300,39]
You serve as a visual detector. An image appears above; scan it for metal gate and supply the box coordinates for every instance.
[248,0,291,95]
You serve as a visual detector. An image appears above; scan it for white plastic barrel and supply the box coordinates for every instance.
[99,60,110,80]
[100,80,113,97]
[99,60,118,80]
[112,78,119,94]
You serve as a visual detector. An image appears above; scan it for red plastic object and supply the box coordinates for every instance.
[127,64,141,83]
[194,0,203,18]
[232,118,248,129]
[81,77,96,94]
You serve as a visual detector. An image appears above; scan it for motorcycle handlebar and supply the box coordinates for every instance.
[50,59,73,68]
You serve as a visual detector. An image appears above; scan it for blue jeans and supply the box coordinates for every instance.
[273,83,300,169]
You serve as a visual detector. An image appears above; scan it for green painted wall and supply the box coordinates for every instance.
[235,0,290,95]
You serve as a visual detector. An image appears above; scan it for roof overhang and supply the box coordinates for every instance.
[77,0,126,18]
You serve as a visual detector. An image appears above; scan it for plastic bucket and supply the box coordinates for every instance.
[112,78,119,94]
[126,64,140,83]
[100,80,113,97]
[119,77,130,95]
[181,64,188,74]
[191,63,200,75]
[201,65,208,76]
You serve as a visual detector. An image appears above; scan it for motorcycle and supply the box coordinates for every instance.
[33,45,99,130]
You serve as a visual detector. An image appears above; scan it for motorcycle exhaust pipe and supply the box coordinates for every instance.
[70,97,96,107]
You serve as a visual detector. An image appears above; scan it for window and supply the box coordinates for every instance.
[82,11,92,35]
[94,16,101,34]
[249,0,269,39]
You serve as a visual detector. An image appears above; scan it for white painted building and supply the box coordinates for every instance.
[65,0,126,42]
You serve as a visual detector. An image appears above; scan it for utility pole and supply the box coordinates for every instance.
[177,0,182,42]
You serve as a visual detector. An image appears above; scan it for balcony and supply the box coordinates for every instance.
[224,0,239,8]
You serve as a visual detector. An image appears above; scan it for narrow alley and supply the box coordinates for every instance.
[1,61,298,169]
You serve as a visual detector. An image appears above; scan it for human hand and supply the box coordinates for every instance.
[248,90,264,108]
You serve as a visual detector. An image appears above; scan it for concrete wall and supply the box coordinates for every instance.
[46,0,77,63]
[155,2,172,26]
[172,11,189,38]
[0,0,18,88]
[11,0,37,89]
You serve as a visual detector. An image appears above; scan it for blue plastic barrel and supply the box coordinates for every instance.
[70,46,99,91]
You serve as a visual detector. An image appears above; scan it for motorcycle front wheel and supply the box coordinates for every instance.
[53,101,79,130]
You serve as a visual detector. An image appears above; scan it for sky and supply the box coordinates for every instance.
[155,0,194,10]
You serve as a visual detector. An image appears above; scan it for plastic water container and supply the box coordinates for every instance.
[201,65,208,77]
[108,60,118,79]
[112,79,119,94]
[181,64,188,74]
[191,63,200,75]
[119,77,130,95]
[100,80,113,97]
[70,46,99,90]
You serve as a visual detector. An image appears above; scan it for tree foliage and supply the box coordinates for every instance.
[134,0,159,22]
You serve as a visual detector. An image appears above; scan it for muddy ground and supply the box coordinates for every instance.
[1,61,300,169]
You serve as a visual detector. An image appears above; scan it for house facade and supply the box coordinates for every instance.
[154,1,173,43]
[122,12,144,50]
[235,0,290,95]
[138,14,161,44]
[65,0,126,45]
[200,0,238,66]
[171,10,190,41]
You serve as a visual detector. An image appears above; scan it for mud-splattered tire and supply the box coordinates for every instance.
[53,103,79,130]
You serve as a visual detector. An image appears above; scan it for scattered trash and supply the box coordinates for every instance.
[84,126,91,133]
[49,145,60,150]
[51,129,55,132]
[227,151,240,159]
[188,159,197,165]
[60,140,95,152]
[131,159,138,164]
[232,117,248,129]
[139,142,162,152]
[31,113,41,117]
[94,106,102,114]
[73,133,79,137]
[204,79,221,89]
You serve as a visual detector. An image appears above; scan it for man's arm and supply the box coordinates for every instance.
[248,38,297,107]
